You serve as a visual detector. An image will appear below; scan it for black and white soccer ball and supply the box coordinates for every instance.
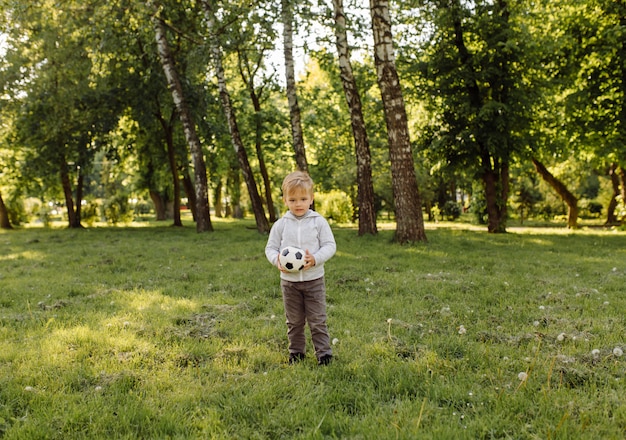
[279,246,306,272]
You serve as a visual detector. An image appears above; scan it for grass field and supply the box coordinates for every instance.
[1,219,625,439]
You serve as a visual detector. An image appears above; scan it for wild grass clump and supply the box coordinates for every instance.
[1,219,625,438]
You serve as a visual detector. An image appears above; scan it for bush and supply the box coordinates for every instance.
[102,195,133,224]
[81,200,101,226]
[442,200,462,221]
[579,198,603,218]
[6,196,27,226]
[315,190,353,223]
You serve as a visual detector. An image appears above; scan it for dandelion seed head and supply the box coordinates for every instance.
[613,347,624,357]
[387,318,392,323]
[591,349,600,357]
[557,333,566,341]
[332,338,339,345]
[518,372,528,381]
[24,386,35,392]
[539,305,545,310]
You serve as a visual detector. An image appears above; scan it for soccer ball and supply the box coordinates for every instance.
[279,246,306,272]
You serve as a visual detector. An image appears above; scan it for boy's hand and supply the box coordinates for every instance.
[303,249,316,270]
[276,259,288,273]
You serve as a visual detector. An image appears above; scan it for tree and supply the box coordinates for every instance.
[201,0,270,234]
[4,0,123,228]
[236,46,279,223]
[531,157,578,227]
[332,0,377,236]
[281,0,310,172]
[150,1,213,232]
[0,190,11,229]
[554,0,626,225]
[414,0,534,233]
[370,0,426,242]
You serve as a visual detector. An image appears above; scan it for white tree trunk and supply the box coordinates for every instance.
[281,0,308,172]
[370,0,426,242]
[201,0,269,233]
[151,5,212,232]
[332,0,377,235]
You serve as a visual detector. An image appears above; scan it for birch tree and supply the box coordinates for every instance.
[332,0,377,236]
[370,0,426,243]
[150,2,213,232]
[281,0,309,172]
[237,52,278,223]
[200,0,270,234]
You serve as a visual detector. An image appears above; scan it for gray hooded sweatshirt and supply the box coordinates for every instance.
[265,209,336,282]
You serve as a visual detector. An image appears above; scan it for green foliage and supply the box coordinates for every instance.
[441,200,462,221]
[4,193,26,226]
[315,190,354,223]
[1,220,625,438]
[101,195,132,225]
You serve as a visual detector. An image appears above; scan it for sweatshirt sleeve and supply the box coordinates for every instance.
[265,220,283,266]
[312,217,336,266]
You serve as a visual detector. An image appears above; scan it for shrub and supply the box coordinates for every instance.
[579,198,603,218]
[102,195,133,224]
[6,195,27,226]
[442,200,462,221]
[315,190,353,223]
[81,200,101,226]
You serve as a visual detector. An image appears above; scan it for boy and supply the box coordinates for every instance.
[265,171,337,365]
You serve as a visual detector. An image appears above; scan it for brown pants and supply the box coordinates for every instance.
[280,277,332,359]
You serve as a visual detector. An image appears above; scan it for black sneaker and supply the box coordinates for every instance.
[317,354,333,366]
[289,352,305,364]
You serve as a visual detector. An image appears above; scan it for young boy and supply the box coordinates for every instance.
[265,171,336,365]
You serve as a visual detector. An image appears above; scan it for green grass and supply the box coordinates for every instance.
[1,219,625,439]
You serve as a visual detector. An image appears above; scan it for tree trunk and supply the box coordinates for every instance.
[333,0,377,236]
[151,6,212,232]
[618,165,626,224]
[60,156,82,228]
[532,157,578,228]
[482,159,509,233]
[149,190,167,221]
[181,171,197,221]
[370,0,426,243]
[158,112,182,227]
[75,169,84,225]
[606,163,620,225]
[202,0,270,234]
[237,51,277,223]
[281,0,308,172]
[0,191,12,229]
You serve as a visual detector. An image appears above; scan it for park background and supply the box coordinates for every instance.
[0,0,625,236]
[1,1,626,438]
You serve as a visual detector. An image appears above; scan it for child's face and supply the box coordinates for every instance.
[284,188,313,217]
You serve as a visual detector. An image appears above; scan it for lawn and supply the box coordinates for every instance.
[1,219,625,439]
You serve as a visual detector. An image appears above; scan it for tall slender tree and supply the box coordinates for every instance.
[281,0,309,172]
[332,0,377,236]
[370,0,426,242]
[200,0,270,234]
[150,2,213,232]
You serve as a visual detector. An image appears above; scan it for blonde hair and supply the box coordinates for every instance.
[282,171,314,197]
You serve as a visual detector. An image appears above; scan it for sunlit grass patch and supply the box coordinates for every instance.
[1,220,625,438]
